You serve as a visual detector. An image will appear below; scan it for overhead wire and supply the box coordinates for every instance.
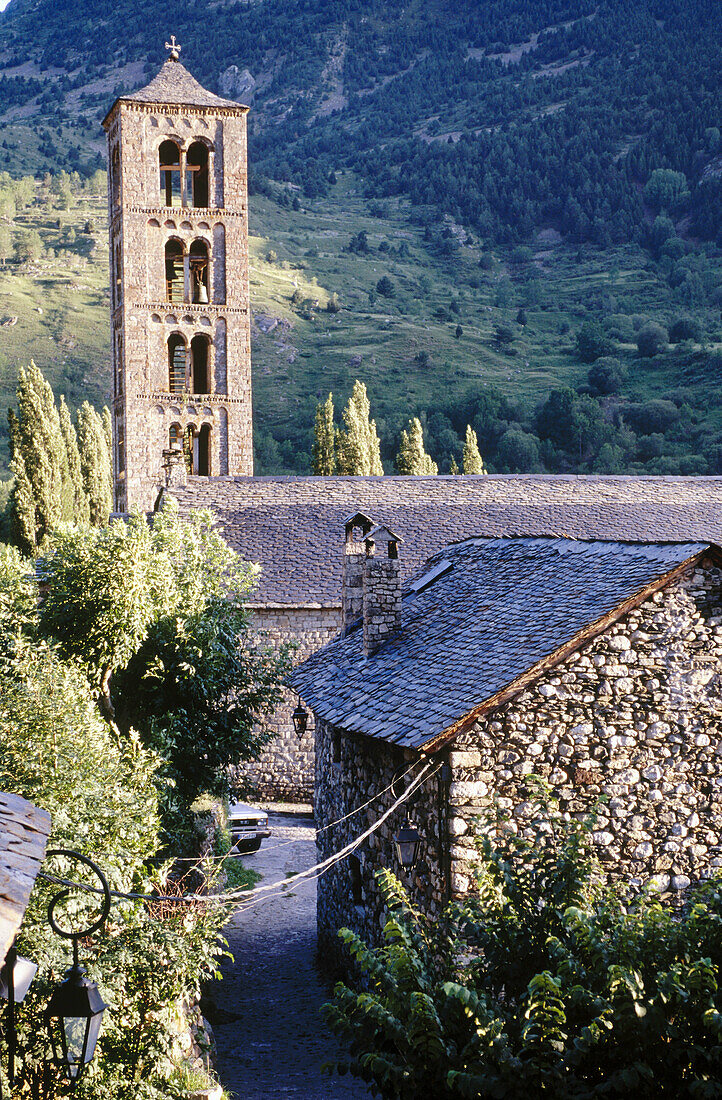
[37,761,438,910]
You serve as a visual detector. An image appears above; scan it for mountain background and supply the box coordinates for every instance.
[0,0,720,476]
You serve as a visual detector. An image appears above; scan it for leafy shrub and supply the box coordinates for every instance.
[636,322,668,358]
[576,319,611,363]
[669,316,702,343]
[625,399,680,434]
[325,783,722,1100]
[588,356,626,395]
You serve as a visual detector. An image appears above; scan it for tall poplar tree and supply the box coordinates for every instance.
[396,418,438,475]
[9,361,72,552]
[462,425,487,474]
[336,381,383,475]
[312,392,336,475]
[59,395,90,524]
[77,401,113,526]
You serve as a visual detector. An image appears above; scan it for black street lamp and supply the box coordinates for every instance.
[292,699,309,740]
[394,816,422,869]
[43,849,111,1084]
[45,956,108,1082]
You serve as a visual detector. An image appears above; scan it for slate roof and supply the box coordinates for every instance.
[290,538,712,750]
[108,60,246,116]
[166,475,722,606]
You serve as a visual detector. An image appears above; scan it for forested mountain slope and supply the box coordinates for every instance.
[0,0,720,477]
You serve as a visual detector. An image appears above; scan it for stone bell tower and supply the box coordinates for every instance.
[103,36,253,512]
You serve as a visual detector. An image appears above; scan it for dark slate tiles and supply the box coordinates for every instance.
[289,538,710,750]
[168,476,722,606]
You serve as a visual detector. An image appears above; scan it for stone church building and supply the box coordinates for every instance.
[104,48,722,804]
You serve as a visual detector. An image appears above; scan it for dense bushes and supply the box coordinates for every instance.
[325,784,722,1099]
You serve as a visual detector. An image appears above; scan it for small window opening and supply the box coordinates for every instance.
[189,239,210,303]
[186,141,209,208]
[190,334,210,394]
[332,728,342,765]
[159,140,182,207]
[167,334,187,394]
[165,240,185,302]
[197,423,211,476]
[349,855,363,905]
[169,423,182,450]
[111,146,120,209]
[116,418,125,474]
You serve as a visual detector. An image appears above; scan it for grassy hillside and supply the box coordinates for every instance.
[0,0,720,477]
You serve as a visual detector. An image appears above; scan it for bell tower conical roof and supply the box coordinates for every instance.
[103,53,247,126]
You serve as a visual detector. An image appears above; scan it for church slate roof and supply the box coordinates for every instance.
[165,475,722,606]
[289,538,712,751]
[114,60,245,111]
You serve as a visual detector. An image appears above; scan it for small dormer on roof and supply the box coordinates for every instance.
[365,524,403,561]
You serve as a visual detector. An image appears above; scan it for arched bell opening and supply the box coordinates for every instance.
[165,239,185,302]
[167,333,187,394]
[190,334,211,394]
[186,141,210,208]
[159,140,182,208]
[189,239,210,304]
[197,422,211,476]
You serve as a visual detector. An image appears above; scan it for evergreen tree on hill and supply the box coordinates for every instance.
[9,361,73,553]
[462,425,486,474]
[76,401,112,527]
[396,417,438,475]
[58,393,90,525]
[312,392,336,475]
[336,381,384,476]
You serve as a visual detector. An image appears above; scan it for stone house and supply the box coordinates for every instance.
[168,474,722,802]
[290,525,722,963]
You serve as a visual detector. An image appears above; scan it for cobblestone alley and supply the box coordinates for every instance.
[208,809,371,1100]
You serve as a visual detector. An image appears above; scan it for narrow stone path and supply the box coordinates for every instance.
[207,810,371,1100]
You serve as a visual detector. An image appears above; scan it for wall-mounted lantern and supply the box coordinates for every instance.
[43,849,111,1083]
[292,700,309,740]
[1,848,112,1088]
[394,816,422,869]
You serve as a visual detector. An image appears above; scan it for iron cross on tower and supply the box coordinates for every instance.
[165,35,181,61]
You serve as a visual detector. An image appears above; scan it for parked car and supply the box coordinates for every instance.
[227,802,271,853]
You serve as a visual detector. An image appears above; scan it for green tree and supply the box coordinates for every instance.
[0,224,12,265]
[58,394,90,525]
[636,322,668,358]
[669,316,702,343]
[37,501,290,814]
[588,357,626,394]
[376,275,395,298]
[644,168,690,212]
[462,424,486,474]
[449,455,460,474]
[396,417,438,475]
[14,228,43,264]
[336,381,384,475]
[76,400,113,526]
[312,392,336,475]
[576,318,611,363]
[9,362,72,552]
[0,548,229,1100]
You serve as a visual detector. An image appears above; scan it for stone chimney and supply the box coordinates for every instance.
[163,446,187,489]
[342,511,374,635]
[363,524,403,657]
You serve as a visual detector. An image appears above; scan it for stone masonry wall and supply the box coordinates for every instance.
[315,717,449,972]
[449,560,722,896]
[237,606,343,802]
[315,560,722,967]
